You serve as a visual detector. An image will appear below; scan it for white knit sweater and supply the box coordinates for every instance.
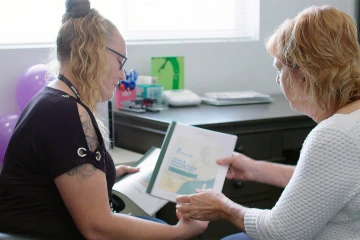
[244,110,360,240]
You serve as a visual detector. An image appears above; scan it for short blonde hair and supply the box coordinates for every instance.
[266,5,360,112]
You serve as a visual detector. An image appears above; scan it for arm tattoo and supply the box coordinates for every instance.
[67,164,97,180]
[79,113,99,152]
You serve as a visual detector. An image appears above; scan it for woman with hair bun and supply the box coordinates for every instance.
[0,0,208,239]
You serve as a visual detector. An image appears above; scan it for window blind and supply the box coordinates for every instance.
[0,0,259,47]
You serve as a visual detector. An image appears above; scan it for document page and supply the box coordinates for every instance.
[148,122,237,202]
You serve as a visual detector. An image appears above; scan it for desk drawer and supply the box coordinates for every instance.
[235,133,273,159]
[282,128,312,150]
[222,179,270,199]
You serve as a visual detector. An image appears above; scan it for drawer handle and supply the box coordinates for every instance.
[232,180,244,190]
[235,145,245,153]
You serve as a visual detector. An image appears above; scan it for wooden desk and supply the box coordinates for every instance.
[113,94,316,239]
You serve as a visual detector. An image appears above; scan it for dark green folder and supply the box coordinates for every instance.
[147,121,177,194]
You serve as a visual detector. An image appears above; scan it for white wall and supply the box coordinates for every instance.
[0,0,356,116]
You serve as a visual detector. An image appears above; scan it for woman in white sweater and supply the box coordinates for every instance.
[176,5,360,240]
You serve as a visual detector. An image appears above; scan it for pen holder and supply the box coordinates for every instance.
[115,88,137,109]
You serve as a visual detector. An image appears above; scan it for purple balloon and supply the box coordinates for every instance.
[16,64,48,111]
[0,113,19,164]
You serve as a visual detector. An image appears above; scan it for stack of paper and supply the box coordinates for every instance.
[201,91,273,106]
[112,147,168,216]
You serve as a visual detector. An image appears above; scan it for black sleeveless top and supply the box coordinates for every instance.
[0,85,116,239]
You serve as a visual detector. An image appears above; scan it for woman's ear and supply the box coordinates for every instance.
[294,68,308,96]
[298,68,306,82]
[297,68,308,83]
[299,69,310,94]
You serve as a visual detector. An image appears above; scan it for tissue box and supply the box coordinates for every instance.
[136,84,163,99]
[115,88,137,108]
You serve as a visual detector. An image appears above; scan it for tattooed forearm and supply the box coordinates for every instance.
[67,163,97,180]
[79,114,99,151]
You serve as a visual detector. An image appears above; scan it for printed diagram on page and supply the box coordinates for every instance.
[159,135,224,194]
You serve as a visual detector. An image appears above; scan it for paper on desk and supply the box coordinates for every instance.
[201,91,273,106]
[204,91,271,100]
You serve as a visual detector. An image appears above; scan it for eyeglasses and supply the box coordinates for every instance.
[106,47,127,70]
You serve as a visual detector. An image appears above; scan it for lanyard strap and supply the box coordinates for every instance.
[58,74,104,146]
[58,74,81,100]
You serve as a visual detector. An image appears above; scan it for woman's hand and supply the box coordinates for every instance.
[115,165,140,178]
[176,189,229,221]
[175,208,209,239]
[217,152,257,182]
[176,189,248,233]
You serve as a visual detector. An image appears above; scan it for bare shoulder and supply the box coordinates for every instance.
[77,103,99,152]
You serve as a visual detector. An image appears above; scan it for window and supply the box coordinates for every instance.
[0,0,65,46]
[0,0,259,47]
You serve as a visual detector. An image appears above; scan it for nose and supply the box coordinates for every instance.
[276,73,280,84]
[119,68,126,80]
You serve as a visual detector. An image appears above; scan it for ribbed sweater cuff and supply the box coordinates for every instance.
[244,208,263,240]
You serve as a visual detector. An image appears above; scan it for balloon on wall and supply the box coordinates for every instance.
[0,113,19,164]
[16,64,48,111]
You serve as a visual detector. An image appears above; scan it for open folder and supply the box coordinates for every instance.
[147,121,238,202]
[112,121,238,215]
[112,147,168,216]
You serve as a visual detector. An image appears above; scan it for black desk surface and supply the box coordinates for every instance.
[113,94,312,127]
